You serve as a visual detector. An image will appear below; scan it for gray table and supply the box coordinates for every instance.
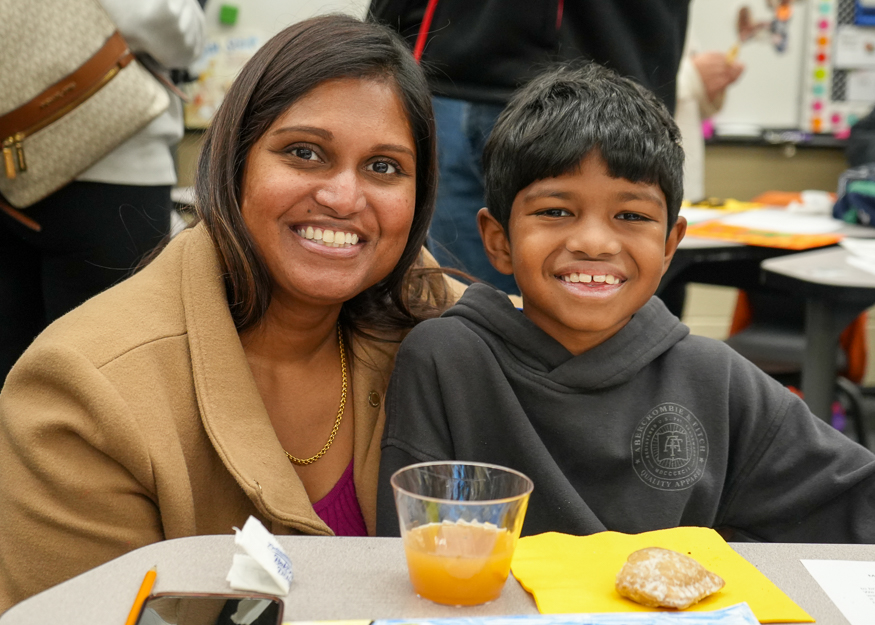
[2,535,873,625]
[761,247,875,421]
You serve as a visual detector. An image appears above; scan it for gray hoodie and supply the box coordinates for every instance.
[377,283,875,542]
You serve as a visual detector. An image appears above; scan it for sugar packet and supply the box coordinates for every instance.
[226,516,293,595]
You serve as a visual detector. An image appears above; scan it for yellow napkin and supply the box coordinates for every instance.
[510,527,813,623]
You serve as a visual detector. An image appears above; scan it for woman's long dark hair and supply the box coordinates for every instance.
[195,14,442,338]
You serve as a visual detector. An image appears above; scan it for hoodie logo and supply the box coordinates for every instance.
[632,402,708,491]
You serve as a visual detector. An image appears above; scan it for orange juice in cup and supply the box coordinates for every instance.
[403,520,516,605]
[391,462,533,606]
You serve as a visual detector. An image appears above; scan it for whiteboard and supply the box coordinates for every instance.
[688,0,811,131]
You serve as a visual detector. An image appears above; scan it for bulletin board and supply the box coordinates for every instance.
[799,0,875,133]
[689,0,875,136]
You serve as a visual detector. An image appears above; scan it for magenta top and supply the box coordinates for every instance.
[312,459,368,536]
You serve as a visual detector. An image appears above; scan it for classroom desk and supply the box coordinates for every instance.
[659,220,875,310]
[666,237,787,288]
[658,236,798,318]
[761,247,875,422]
[1,535,872,625]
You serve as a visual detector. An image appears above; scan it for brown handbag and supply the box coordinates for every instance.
[0,0,170,219]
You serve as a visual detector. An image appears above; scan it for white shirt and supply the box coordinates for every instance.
[78,0,205,186]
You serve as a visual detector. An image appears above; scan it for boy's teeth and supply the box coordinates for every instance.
[561,273,616,284]
[297,227,359,248]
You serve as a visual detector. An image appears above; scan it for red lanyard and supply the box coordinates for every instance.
[413,0,566,63]
[413,0,440,62]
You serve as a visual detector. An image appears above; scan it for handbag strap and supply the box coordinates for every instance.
[0,196,41,231]
[0,31,134,139]
[135,54,190,102]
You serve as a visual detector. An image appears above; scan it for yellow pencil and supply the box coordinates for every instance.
[726,42,740,63]
[124,567,157,625]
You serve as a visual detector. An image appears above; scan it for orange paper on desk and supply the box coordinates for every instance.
[510,527,813,623]
[684,221,842,250]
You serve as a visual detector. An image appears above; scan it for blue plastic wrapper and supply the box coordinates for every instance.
[377,603,759,625]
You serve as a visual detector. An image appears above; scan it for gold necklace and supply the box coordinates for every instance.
[284,323,348,466]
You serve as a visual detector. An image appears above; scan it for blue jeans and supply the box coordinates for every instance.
[429,96,519,294]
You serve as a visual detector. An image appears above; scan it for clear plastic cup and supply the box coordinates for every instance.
[390,461,534,606]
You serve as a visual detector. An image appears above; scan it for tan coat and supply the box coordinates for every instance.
[0,224,409,611]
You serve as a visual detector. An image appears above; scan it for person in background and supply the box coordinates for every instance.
[846,105,875,167]
[370,0,691,295]
[659,32,744,317]
[0,0,205,386]
[0,14,456,611]
[375,63,875,542]
[675,50,744,201]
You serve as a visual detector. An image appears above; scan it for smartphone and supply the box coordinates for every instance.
[135,592,284,625]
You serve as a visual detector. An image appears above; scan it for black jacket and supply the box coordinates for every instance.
[369,0,690,112]
[377,284,875,542]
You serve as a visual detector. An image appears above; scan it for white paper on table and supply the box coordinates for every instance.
[715,209,844,234]
[846,254,875,277]
[800,560,875,625]
[841,238,875,261]
[840,239,875,276]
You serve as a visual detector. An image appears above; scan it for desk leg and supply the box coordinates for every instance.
[800,299,860,422]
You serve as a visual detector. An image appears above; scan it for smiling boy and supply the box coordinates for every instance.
[376,64,875,541]
[480,151,684,355]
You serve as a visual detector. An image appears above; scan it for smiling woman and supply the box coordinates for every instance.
[239,78,417,318]
[0,14,458,612]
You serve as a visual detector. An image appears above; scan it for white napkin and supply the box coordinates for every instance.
[786,190,835,215]
[226,516,293,595]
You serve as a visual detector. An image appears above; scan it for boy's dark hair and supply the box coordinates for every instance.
[483,63,684,234]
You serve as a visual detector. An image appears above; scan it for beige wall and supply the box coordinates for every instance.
[703,144,848,201]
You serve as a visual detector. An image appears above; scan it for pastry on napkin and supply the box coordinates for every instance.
[615,547,725,609]
[510,526,813,622]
